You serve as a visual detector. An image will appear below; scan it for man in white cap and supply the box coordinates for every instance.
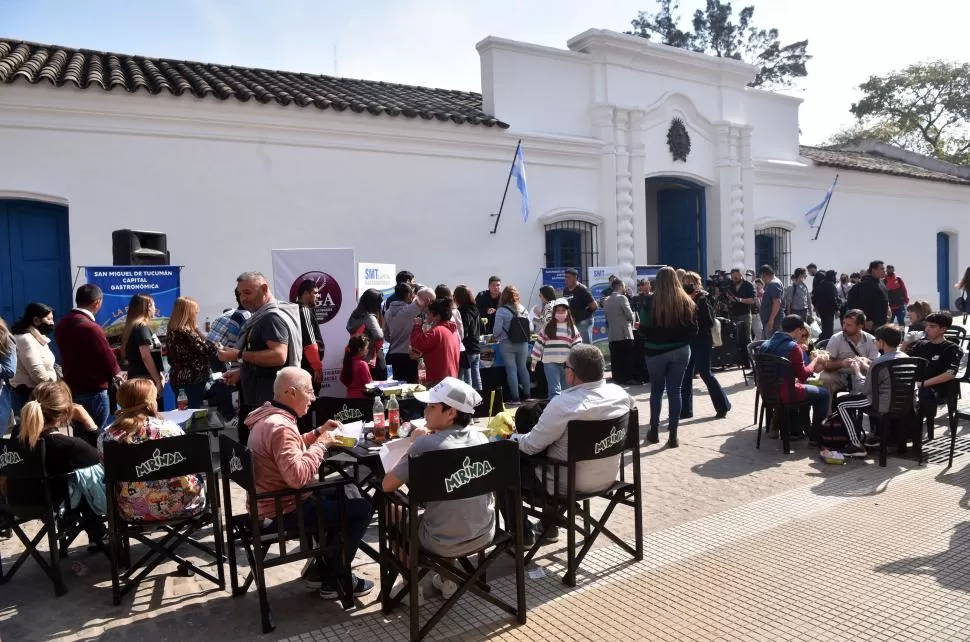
[382,377,493,600]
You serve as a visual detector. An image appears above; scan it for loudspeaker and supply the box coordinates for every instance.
[112,229,170,266]
[713,318,740,369]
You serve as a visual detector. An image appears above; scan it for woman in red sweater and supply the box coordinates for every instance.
[409,298,460,386]
[340,335,373,399]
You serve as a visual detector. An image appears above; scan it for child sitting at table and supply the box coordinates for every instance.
[341,335,372,399]
[381,377,492,600]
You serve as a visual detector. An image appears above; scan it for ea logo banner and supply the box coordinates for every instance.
[290,271,343,324]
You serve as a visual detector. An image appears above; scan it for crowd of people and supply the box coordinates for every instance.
[0,256,965,602]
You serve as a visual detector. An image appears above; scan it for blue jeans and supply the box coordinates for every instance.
[681,339,731,416]
[73,390,111,432]
[576,319,593,344]
[802,385,830,434]
[892,308,906,325]
[645,345,691,432]
[267,492,373,582]
[499,341,531,402]
[543,362,568,399]
[460,352,482,391]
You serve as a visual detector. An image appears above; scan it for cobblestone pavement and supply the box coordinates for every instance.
[2,368,969,641]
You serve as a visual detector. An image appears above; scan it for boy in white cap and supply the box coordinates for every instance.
[382,377,493,599]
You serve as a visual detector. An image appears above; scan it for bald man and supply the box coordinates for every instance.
[244,367,375,599]
[219,271,301,444]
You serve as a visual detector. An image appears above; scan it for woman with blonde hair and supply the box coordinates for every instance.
[165,296,217,408]
[10,381,107,547]
[641,267,698,447]
[0,317,16,434]
[99,379,205,523]
[493,285,531,403]
[679,272,731,421]
[121,294,164,402]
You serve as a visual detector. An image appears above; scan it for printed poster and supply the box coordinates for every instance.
[272,248,356,395]
[588,266,617,345]
[358,262,397,300]
[84,265,181,408]
[541,268,570,297]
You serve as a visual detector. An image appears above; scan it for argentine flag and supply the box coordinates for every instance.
[511,142,530,222]
[805,175,838,227]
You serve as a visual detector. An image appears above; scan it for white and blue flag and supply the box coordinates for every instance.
[805,175,838,227]
[511,142,530,222]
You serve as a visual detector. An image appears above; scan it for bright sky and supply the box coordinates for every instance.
[6,0,970,145]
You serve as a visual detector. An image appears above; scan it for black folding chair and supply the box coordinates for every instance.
[0,439,87,596]
[312,396,372,426]
[377,440,526,642]
[866,358,926,467]
[747,340,767,427]
[753,353,810,455]
[102,434,225,605]
[219,435,354,634]
[520,408,643,587]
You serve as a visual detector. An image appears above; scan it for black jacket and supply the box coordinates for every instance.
[812,279,840,313]
[458,303,482,354]
[846,274,889,326]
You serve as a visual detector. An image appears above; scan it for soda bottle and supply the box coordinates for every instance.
[372,396,386,443]
[177,388,189,411]
[387,394,400,439]
[418,358,427,387]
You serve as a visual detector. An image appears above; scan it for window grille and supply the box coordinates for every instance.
[754,227,792,284]
[544,220,599,280]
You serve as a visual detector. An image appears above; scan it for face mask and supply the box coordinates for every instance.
[683,284,696,294]
[555,311,568,322]
[37,322,54,335]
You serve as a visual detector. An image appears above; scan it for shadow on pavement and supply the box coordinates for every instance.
[875,520,970,595]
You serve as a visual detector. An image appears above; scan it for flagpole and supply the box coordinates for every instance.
[812,173,839,241]
[490,139,522,235]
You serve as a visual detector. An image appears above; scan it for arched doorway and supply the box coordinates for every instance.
[0,199,72,323]
[645,177,706,274]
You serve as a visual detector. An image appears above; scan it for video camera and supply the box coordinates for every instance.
[706,270,732,293]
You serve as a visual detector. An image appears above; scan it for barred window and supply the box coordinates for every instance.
[754,227,792,284]
[544,220,599,280]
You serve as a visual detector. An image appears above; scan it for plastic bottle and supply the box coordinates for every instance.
[418,358,427,387]
[387,394,400,439]
[372,396,386,443]
[177,388,189,411]
[204,317,211,333]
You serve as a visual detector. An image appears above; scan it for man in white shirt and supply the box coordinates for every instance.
[819,309,880,396]
[516,344,634,492]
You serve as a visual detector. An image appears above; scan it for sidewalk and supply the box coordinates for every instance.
[2,369,968,641]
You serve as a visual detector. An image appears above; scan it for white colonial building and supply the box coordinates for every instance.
[1,28,968,322]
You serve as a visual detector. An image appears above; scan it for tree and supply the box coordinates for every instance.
[846,61,970,164]
[627,0,810,89]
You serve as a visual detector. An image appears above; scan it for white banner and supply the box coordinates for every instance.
[588,266,618,344]
[358,262,396,300]
[272,248,356,396]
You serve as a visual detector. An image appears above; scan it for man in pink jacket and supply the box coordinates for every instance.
[245,366,374,599]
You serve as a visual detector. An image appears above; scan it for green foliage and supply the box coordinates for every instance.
[627,0,810,89]
[848,61,970,165]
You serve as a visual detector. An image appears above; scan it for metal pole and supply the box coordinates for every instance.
[812,173,839,241]
[490,139,522,235]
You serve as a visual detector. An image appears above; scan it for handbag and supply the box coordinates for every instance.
[711,318,723,347]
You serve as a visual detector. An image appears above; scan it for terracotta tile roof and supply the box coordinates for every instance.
[0,38,508,128]
[799,145,970,185]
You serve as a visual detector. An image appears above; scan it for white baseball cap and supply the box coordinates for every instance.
[413,377,482,414]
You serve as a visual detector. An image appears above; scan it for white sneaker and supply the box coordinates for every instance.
[431,573,458,600]
[391,580,425,606]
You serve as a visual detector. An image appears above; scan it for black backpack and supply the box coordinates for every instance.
[504,305,531,343]
[515,399,548,434]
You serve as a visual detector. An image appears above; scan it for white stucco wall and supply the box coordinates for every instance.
[0,85,601,321]
[754,163,970,307]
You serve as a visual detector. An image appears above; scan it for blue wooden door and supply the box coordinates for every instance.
[937,232,950,309]
[545,228,582,269]
[0,200,72,325]
[657,188,705,273]
[755,234,776,274]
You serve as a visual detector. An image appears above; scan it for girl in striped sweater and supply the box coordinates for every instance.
[530,299,583,399]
